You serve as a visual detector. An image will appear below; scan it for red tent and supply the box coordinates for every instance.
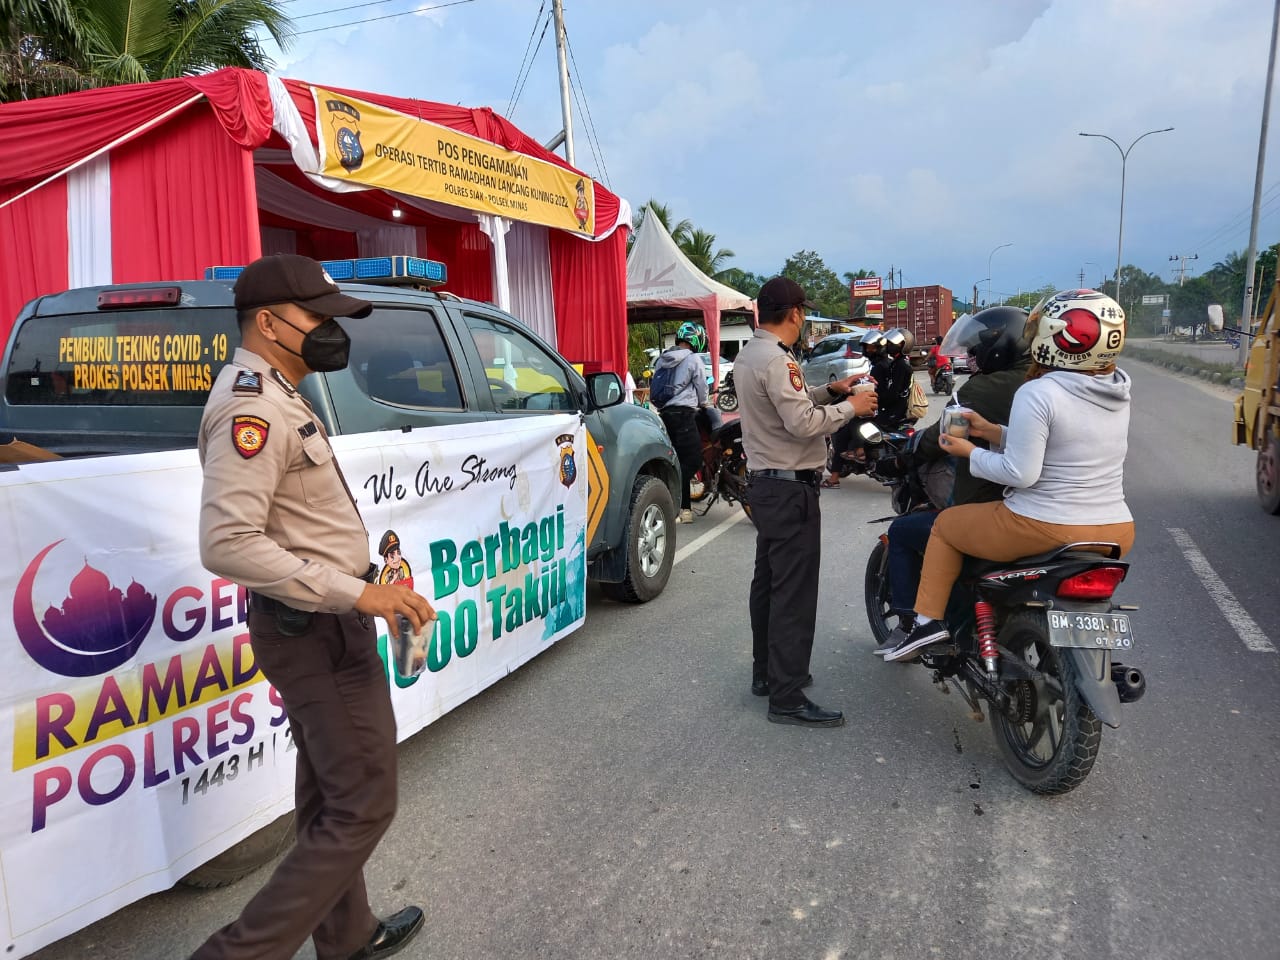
[0,68,630,374]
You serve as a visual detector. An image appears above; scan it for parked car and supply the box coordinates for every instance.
[801,332,873,383]
[949,352,972,374]
[697,353,734,389]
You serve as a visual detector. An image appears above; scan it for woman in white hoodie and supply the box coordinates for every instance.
[886,289,1135,661]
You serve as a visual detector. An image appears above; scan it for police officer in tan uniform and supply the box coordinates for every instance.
[736,277,878,727]
[191,255,435,960]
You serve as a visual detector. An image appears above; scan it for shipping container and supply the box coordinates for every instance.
[879,285,954,364]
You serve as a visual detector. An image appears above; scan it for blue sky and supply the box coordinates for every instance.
[266,0,1279,302]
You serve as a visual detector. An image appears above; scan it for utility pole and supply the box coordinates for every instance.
[552,0,575,166]
[1243,0,1280,333]
[1169,253,1199,286]
[1078,267,1086,287]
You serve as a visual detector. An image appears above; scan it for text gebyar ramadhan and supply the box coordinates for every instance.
[373,140,571,212]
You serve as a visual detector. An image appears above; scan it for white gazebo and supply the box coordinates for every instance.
[626,205,755,381]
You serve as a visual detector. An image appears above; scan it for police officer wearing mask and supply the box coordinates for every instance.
[736,276,878,727]
[192,255,434,960]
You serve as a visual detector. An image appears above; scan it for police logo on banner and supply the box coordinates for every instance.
[325,99,364,172]
[557,434,578,488]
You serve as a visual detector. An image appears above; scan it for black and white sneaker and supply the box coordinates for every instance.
[874,616,915,657]
[883,618,950,662]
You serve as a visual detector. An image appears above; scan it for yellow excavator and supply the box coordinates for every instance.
[1231,279,1280,513]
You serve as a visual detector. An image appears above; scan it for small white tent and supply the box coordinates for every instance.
[626,206,755,381]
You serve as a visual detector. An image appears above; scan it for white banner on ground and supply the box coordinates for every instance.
[0,415,587,958]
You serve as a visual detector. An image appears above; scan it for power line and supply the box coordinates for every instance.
[292,0,476,37]
[507,11,550,119]
[293,0,422,20]
[1186,178,1280,255]
[565,28,610,188]
[506,1,546,117]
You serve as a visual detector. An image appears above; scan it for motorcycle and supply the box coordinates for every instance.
[930,358,954,395]
[827,416,915,481]
[688,407,751,521]
[715,369,739,412]
[860,424,1145,795]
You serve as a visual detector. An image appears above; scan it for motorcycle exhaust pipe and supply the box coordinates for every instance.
[1111,664,1146,703]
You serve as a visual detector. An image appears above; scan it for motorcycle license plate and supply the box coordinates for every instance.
[1046,611,1135,651]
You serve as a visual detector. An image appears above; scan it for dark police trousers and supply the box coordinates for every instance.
[190,607,397,960]
[748,476,821,708]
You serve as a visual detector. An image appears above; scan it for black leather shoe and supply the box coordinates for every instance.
[767,698,844,727]
[348,906,424,960]
[751,674,813,697]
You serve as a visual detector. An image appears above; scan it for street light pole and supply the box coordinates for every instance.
[1079,126,1174,312]
[972,277,990,311]
[987,243,1011,307]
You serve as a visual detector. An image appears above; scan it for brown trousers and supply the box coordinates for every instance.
[191,609,398,960]
[914,501,1135,620]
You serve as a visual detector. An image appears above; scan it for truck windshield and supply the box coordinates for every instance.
[4,309,237,406]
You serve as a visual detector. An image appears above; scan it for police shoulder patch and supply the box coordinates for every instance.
[787,362,804,392]
[231,416,270,458]
[232,370,262,395]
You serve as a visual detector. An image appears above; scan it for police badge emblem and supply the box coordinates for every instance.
[556,433,578,488]
[231,416,270,458]
[325,99,364,172]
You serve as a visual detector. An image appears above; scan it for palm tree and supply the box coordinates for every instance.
[0,0,89,100]
[632,199,692,247]
[1,0,292,102]
[680,228,735,278]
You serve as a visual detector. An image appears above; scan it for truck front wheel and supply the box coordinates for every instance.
[1258,433,1280,514]
[601,475,675,603]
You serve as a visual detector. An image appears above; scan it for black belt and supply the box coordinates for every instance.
[748,468,822,486]
[249,563,378,614]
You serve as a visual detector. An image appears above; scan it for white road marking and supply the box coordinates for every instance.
[1167,527,1275,653]
[674,508,748,564]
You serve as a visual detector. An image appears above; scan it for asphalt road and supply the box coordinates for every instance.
[33,363,1280,960]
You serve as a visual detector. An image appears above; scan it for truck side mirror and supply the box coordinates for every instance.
[1207,304,1224,332]
[587,372,624,409]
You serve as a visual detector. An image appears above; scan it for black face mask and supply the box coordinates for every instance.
[269,311,351,372]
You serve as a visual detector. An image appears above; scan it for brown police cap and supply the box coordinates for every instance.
[757,276,815,312]
[234,254,373,319]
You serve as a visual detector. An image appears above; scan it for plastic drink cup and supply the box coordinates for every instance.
[941,406,971,439]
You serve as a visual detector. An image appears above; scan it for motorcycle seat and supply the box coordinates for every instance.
[963,541,1122,577]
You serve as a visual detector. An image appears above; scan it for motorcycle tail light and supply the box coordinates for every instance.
[1056,565,1127,600]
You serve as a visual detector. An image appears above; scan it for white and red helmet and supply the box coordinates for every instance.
[1028,289,1125,372]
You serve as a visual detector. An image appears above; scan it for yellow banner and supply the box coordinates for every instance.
[315,88,596,236]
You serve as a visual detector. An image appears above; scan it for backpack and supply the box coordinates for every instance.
[907,378,929,421]
[649,354,688,408]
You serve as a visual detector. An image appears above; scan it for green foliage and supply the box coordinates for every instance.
[1,0,293,102]
[781,250,849,318]
[627,323,661,381]
[717,268,766,298]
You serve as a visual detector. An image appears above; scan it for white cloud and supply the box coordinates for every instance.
[265,0,1280,296]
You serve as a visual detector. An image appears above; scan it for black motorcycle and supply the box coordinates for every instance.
[714,369,738,412]
[930,359,955,395]
[828,417,915,481]
[861,426,1145,795]
[689,408,751,521]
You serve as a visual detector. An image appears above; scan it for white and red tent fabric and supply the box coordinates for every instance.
[0,68,631,374]
[625,206,754,380]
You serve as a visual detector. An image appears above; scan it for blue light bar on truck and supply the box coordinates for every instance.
[204,256,447,287]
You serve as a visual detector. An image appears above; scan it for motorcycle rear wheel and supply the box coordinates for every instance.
[863,539,895,647]
[989,611,1102,795]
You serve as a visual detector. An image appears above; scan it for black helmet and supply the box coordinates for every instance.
[939,306,1030,374]
[860,329,887,359]
[882,328,906,357]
